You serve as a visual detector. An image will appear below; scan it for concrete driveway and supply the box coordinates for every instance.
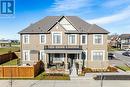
[0,80,130,87]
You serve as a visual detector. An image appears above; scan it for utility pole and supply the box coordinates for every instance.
[9,48,13,87]
[100,61,103,87]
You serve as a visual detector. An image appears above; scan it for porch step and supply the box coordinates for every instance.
[70,76,90,80]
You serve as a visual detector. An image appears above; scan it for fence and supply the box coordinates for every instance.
[0,52,18,64]
[0,61,44,78]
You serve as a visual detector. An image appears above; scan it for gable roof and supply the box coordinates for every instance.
[119,34,130,39]
[19,16,109,34]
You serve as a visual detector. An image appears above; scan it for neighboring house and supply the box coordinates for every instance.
[0,40,11,48]
[119,34,130,49]
[109,35,120,48]
[19,16,109,74]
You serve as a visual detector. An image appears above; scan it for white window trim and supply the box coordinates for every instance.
[80,34,87,45]
[39,34,46,44]
[23,50,30,61]
[93,34,103,45]
[23,35,30,44]
[52,32,62,45]
[91,50,105,61]
[40,50,45,60]
[68,34,77,45]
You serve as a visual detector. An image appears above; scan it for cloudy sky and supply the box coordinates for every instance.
[0,0,130,39]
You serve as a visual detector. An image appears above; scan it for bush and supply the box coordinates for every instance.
[82,66,118,74]
[107,66,118,72]
[82,68,92,73]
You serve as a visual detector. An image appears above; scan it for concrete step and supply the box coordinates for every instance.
[70,76,93,80]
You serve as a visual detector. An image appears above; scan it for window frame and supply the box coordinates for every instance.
[52,32,62,45]
[93,34,103,45]
[91,50,105,61]
[40,50,45,60]
[39,34,46,44]
[81,34,87,45]
[23,50,30,61]
[23,35,30,44]
[68,34,77,45]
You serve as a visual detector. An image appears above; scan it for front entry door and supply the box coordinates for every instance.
[68,54,77,68]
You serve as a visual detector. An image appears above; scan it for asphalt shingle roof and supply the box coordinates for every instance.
[19,16,109,34]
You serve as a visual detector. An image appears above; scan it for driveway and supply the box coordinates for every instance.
[0,80,130,87]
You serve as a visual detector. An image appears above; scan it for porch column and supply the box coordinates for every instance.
[44,53,48,70]
[65,53,68,72]
[78,53,82,73]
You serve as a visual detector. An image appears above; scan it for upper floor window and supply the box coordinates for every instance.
[93,34,103,45]
[23,35,29,44]
[81,35,87,44]
[40,34,46,44]
[68,34,77,44]
[52,32,62,44]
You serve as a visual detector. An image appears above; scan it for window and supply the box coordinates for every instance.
[53,54,64,61]
[93,34,103,45]
[40,34,46,44]
[23,50,30,61]
[40,50,44,60]
[23,35,29,44]
[92,51,104,61]
[52,32,62,44]
[81,35,87,44]
[68,34,77,44]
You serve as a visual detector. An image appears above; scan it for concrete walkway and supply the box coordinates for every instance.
[1,80,130,87]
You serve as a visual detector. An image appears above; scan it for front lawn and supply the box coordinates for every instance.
[1,59,18,66]
[116,66,130,71]
[0,72,70,80]
[35,72,70,80]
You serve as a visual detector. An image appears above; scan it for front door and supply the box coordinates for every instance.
[68,54,77,68]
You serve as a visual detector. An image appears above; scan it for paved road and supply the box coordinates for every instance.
[112,51,130,65]
[0,80,130,87]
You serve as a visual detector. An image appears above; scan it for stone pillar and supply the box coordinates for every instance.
[65,53,68,73]
[78,53,82,74]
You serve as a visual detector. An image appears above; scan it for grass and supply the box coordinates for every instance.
[1,59,18,66]
[116,66,130,71]
[0,47,20,55]
[0,72,70,80]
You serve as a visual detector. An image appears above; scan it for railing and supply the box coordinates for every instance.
[44,45,82,50]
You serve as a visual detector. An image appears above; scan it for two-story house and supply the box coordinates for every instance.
[119,34,130,49]
[19,16,109,74]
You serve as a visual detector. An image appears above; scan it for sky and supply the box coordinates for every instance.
[0,0,130,40]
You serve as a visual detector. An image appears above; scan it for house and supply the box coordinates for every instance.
[0,40,11,48]
[19,16,109,74]
[119,34,130,49]
[108,35,120,48]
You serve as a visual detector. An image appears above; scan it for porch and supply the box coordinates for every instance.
[44,53,82,74]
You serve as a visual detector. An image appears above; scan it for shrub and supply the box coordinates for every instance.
[82,68,92,73]
[107,66,118,72]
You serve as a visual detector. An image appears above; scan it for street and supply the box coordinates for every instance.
[110,51,130,66]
